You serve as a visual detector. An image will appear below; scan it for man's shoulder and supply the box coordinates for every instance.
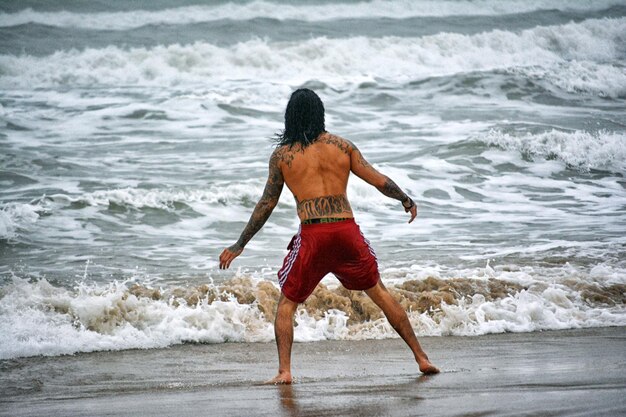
[271,144,294,159]
[270,145,295,169]
[319,132,355,155]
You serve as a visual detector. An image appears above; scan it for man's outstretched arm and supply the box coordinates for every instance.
[219,150,284,269]
[349,142,417,223]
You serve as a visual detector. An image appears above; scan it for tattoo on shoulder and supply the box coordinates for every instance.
[268,150,284,186]
[322,134,352,156]
[273,146,295,168]
[296,194,352,218]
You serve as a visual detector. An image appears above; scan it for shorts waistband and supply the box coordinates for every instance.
[301,217,354,227]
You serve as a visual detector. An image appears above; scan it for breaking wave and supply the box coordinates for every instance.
[0,203,40,240]
[482,129,626,173]
[41,184,267,211]
[18,180,390,219]
[0,18,623,94]
[0,1,622,30]
[513,61,626,98]
[1,263,624,359]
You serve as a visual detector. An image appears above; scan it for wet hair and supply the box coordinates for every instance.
[275,88,325,148]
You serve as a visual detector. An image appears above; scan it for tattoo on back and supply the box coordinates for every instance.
[296,194,352,218]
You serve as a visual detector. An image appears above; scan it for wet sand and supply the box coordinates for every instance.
[1,327,625,417]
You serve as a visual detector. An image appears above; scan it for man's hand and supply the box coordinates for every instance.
[219,244,243,269]
[406,204,417,223]
[402,197,417,223]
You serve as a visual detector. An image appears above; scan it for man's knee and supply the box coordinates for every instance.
[277,294,299,313]
[364,280,385,296]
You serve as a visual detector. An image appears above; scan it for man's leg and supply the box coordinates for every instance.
[365,280,440,374]
[265,294,299,384]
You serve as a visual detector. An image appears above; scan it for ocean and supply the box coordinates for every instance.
[1,0,625,360]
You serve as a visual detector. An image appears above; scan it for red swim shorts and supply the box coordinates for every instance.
[277,218,380,303]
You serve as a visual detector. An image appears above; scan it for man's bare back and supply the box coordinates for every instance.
[276,133,352,221]
[272,132,416,222]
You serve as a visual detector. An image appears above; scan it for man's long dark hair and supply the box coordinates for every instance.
[275,88,325,148]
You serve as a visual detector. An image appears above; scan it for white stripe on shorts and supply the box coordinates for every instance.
[278,230,302,288]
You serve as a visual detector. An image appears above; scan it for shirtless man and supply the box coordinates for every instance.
[219,88,439,384]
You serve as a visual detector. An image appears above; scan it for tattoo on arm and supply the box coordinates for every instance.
[296,194,352,218]
[378,177,409,202]
[356,150,373,168]
[233,150,284,249]
[334,137,408,205]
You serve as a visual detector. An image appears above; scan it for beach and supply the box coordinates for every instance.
[1,1,625,415]
[1,327,624,417]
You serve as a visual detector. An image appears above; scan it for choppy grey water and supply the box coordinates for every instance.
[0,0,625,359]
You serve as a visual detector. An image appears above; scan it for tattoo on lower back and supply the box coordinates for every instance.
[296,194,352,218]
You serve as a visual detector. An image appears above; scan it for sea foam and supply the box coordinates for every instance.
[28,175,397,217]
[515,61,626,98]
[482,129,626,173]
[1,263,624,360]
[45,184,267,211]
[0,203,40,240]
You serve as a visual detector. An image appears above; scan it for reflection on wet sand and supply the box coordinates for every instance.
[278,384,299,417]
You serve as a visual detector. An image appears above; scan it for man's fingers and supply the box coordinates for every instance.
[219,247,243,269]
[408,206,417,223]
[219,249,231,269]
[219,249,228,269]
[226,251,239,268]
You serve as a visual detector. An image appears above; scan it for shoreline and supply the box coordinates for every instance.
[1,327,625,416]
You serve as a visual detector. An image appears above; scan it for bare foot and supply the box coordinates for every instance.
[264,371,293,385]
[418,359,440,375]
